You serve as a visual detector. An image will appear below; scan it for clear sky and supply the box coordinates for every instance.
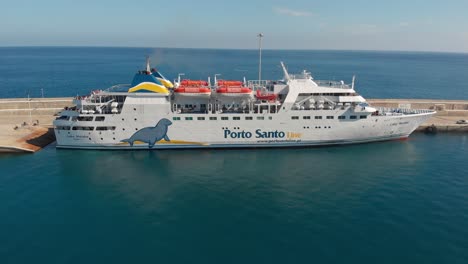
[2,0,468,52]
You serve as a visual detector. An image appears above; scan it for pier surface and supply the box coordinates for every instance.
[0,98,467,153]
[367,99,468,132]
[0,98,71,152]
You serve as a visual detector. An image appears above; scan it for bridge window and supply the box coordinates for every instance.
[185,117,193,120]
[221,117,229,120]
[56,126,71,130]
[95,116,105,121]
[360,115,367,119]
[233,117,241,120]
[350,116,357,119]
[338,116,346,120]
[245,116,253,120]
[173,117,181,121]
[209,117,217,120]
[257,116,264,120]
[197,117,205,120]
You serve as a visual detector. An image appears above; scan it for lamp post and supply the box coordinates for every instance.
[257,33,264,82]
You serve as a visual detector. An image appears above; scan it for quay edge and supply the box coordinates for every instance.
[1,98,468,153]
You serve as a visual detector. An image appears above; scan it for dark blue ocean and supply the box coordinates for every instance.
[1,48,468,263]
[1,47,468,99]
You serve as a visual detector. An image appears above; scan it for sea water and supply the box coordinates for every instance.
[0,48,468,263]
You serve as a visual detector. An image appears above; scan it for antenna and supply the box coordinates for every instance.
[352,75,356,89]
[257,33,264,81]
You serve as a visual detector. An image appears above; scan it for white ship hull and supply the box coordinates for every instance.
[53,61,436,150]
[54,109,433,149]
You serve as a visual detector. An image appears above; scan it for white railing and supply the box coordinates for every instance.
[376,107,435,116]
[315,80,351,89]
[247,80,270,88]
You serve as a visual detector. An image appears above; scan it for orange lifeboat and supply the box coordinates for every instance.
[216,80,253,98]
[180,80,209,86]
[174,80,211,98]
[256,89,277,101]
[217,80,243,87]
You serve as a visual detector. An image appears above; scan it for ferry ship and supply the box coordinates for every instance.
[53,59,436,149]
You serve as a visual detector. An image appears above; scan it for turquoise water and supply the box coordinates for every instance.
[1,134,468,263]
[1,48,468,263]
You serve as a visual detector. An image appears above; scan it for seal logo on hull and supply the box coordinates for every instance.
[121,118,172,148]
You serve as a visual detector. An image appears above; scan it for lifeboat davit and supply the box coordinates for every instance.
[174,80,211,99]
[256,89,277,101]
[216,80,253,98]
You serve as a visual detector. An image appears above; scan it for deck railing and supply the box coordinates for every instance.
[314,80,351,89]
[377,107,435,115]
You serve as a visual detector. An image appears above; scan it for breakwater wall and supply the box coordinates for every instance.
[0,98,467,153]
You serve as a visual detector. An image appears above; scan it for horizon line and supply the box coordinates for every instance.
[0,45,467,55]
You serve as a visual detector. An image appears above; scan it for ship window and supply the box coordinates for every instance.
[338,116,346,120]
[269,116,273,120]
[71,116,78,121]
[291,116,299,120]
[96,126,116,131]
[209,117,217,120]
[350,116,357,119]
[57,126,71,130]
[77,116,93,121]
[72,126,94,131]
[245,117,253,120]
[327,116,334,119]
[57,116,69,120]
[315,116,322,119]
[303,116,311,120]
[173,117,181,121]
[221,117,229,120]
[360,115,367,119]
[185,117,193,120]
[197,117,205,120]
[95,116,105,121]
[233,117,240,120]
[257,116,264,120]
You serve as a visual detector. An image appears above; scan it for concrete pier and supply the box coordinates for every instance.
[0,98,72,153]
[0,97,467,153]
[368,99,468,133]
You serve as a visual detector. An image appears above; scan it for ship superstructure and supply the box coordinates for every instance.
[53,60,435,149]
